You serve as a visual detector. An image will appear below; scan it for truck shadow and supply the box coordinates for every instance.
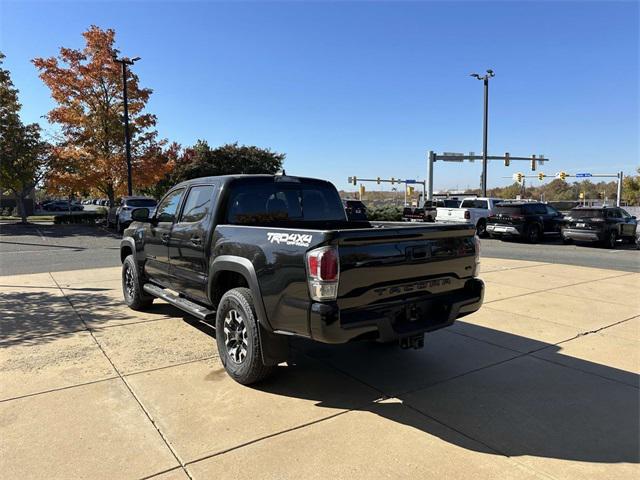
[253,326,639,466]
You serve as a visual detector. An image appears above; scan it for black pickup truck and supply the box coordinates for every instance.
[120,174,484,384]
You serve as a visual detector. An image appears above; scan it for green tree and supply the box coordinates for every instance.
[0,53,51,223]
[173,141,285,182]
[622,168,640,206]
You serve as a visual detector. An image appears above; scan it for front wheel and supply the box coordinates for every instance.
[526,224,541,244]
[216,287,275,385]
[122,255,154,311]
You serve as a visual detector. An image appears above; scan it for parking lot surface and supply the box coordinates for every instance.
[1,223,638,276]
[0,258,638,479]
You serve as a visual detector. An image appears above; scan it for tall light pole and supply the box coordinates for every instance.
[113,55,140,196]
[470,69,495,197]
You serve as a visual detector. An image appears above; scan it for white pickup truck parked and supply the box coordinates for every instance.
[436,197,504,236]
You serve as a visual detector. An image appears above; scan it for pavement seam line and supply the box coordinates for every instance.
[0,375,120,404]
[448,313,640,389]
[139,466,186,480]
[50,272,193,480]
[482,270,636,305]
[182,409,353,468]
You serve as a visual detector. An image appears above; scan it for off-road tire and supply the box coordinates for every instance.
[122,255,154,311]
[216,287,275,385]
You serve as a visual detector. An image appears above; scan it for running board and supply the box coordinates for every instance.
[143,284,216,321]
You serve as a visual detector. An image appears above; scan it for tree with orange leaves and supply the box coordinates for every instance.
[33,26,172,205]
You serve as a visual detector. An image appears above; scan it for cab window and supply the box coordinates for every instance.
[155,189,185,223]
[179,185,216,223]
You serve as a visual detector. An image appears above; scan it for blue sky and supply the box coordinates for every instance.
[2,0,638,191]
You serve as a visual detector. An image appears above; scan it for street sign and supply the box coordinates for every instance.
[576,173,592,178]
[405,179,416,184]
[441,152,464,162]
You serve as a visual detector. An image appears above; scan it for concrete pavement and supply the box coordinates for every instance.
[0,259,638,479]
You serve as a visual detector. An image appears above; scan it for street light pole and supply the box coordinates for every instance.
[471,69,495,197]
[113,55,140,196]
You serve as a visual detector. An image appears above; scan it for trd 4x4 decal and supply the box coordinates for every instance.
[267,232,313,247]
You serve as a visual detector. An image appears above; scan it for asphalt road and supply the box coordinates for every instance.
[0,224,122,276]
[481,235,639,272]
[1,222,638,276]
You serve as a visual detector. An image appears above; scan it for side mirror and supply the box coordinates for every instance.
[632,216,637,220]
[131,207,152,222]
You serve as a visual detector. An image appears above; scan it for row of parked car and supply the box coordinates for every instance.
[345,197,638,249]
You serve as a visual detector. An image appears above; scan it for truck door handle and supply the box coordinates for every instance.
[190,236,202,246]
[161,233,169,243]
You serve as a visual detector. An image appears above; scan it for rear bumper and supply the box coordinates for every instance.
[309,278,484,344]
[562,228,604,242]
[486,224,524,237]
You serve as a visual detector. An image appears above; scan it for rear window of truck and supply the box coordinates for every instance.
[570,209,605,219]
[495,205,524,215]
[226,178,347,225]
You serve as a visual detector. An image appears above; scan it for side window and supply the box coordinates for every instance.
[620,209,631,219]
[534,204,547,215]
[607,209,621,219]
[546,205,559,216]
[155,189,184,223]
[179,185,216,223]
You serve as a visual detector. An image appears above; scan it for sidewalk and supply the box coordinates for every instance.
[0,259,638,479]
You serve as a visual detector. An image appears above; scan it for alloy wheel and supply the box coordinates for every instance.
[224,309,248,364]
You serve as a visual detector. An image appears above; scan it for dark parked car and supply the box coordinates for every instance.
[402,202,437,222]
[342,199,368,221]
[120,174,483,384]
[562,206,637,248]
[486,202,564,243]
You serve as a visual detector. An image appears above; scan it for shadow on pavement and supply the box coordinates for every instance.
[252,330,639,466]
[0,289,183,347]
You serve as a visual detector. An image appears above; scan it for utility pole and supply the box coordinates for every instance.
[113,55,140,196]
[470,69,495,197]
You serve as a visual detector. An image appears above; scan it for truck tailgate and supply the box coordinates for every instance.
[436,207,469,222]
[333,223,477,311]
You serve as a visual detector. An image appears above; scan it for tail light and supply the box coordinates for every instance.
[464,211,471,220]
[306,246,339,301]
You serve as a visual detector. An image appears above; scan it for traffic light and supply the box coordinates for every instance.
[376,177,381,185]
[538,172,545,181]
[350,176,357,186]
[559,171,567,181]
[504,152,510,167]
[531,155,537,171]
[390,177,395,185]
[359,184,365,197]
[515,172,524,183]
[579,192,584,199]
[407,186,415,195]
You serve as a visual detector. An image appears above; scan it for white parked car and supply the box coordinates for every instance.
[436,197,504,237]
[107,196,157,232]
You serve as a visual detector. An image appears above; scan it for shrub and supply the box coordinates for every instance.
[366,206,403,221]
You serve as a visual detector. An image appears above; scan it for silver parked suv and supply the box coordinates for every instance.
[108,196,157,232]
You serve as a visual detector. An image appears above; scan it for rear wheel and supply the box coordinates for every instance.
[604,230,617,249]
[476,219,487,237]
[122,255,154,311]
[216,287,275,385]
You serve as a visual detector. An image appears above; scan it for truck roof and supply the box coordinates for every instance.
[172,174,332,189]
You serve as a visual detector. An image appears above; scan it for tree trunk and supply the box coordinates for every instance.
[16,192,28,224]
